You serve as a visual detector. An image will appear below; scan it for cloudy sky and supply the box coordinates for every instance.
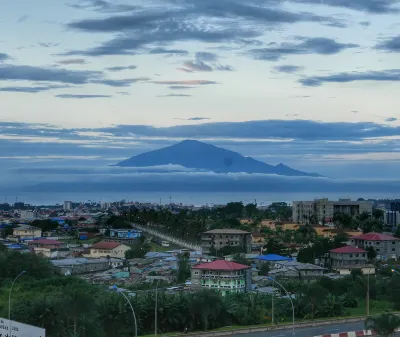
[0,0,400,198]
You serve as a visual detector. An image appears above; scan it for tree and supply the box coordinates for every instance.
[259,263,270,276]
[372,209,384,220]
[30,219,59,232]
[365,313,400,337]
[125,240,150,259]
[177,252,191,283]
[367,246,377,261]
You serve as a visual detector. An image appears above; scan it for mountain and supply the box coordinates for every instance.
[115,140,322,177]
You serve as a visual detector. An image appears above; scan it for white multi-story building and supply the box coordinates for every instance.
[292,198,373,223]
[64,201,72,211]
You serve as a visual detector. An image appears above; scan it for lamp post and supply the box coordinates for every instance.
[267,276,295,337]
[9,271,26,337]
[112,285,138,337]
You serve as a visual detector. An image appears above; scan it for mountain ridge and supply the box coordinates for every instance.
[115,140,323,177]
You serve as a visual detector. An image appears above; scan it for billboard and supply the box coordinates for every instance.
[0,317,45,337]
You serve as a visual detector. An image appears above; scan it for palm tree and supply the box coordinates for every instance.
[365,313,400,337]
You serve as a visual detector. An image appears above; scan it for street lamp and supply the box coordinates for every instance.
[9,271,26,337]
[112,285,138,337]
[267,276,295,337]
[155,280,159,337]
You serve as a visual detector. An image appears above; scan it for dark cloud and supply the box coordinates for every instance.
[188,117,210,121]
[300,69,400,86]
[58,58,86,65]
[290,0,400,14]
[38,42,60,48]
[359,21,370,27]
[0,85,68,93]
[385,117,397,122]
[274,65,304,73]
[17,15,29,23]
[157,94,192,97]
[65,1,344,56]
[177,68,194,73]
[93,119,400,141]
[55,94,111,99]
[117,91,129,95]
[182,61,213,72]
[375,36,400,53]
[249,37,358,61]
[148,48,189,55]
[169,86,196,90]
[195,52,218,61]
[152,80,217,85]
[180,52,234,72]
[106,65,137,71]
[0,64,101,84]
[68,0,138,13]
[0,53,10,62]
[92,77,149,87]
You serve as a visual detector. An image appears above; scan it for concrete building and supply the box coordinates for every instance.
[13,225,42,239]
[28,239,69,258]
[329,246,373,275]
[109,229,142,239]
[350,232,400,259]
[51,257,124,275]
[64,201,72,211]
[385,211,400,227]
[191,260,251,295]
[201,229,252,255]
[292,198,373,223]
[20,210,39,220]
[390,202,400,212]
[85,241,131,259]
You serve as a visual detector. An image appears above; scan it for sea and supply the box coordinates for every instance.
[8,192,399,206]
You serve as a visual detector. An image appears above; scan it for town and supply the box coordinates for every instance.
[1,198,400,337]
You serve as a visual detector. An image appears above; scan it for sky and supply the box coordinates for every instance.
[0,0,400,197]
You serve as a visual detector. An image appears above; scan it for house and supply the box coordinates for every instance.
[51,257,124,275]
[252,232,266,243]
[12,225,42,239]
[350,232,400,259]
[329,246,373,275]
[109,229,142,239]
[191,260,251,295]
[28,239,69,259]
[269,260,325,280]
[85,241,131,259]
[201,229,252,254]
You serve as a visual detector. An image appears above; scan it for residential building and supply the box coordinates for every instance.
[330,246,373,275]
[28,239,69,258]
[12,225,42,239]
[292,198,373,223]
[201,229,252,254]
[109,229,142,239]
[390,202,400,212]
[63,201,72,211]
[251,232,266,244]
[269,260,325,280]
[20,210,39,220]
[384,211,400,227]
[51,257,124,275]
[191,260,251,295]
[85,241,130,259]
[350,232,400,259]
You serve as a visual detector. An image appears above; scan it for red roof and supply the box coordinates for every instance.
[330,246,367,254]
[91,241,122,250]
[29,239,62,245]
[193,260,250,270]
[351,232,399,241]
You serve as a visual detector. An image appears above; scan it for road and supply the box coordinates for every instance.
[236,321,366,337]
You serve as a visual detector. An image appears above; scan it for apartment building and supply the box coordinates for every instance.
[84,241,130,259]
[201,229,252,255]
[292,198,373,223]
[191,260,251,295]
[13,225,42,239]
[329,246,372,275]
[350,232,400,259]
[385,211,400,227]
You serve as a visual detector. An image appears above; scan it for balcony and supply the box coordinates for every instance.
[202,274,244,279]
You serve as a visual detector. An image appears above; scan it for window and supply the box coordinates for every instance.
[393,242,396,244]
[349,254,353,258]
[376,241,380,245]
[355,254,359,257]
[393,248,396,252]
[362,254,365,257]
[376,249,380,252]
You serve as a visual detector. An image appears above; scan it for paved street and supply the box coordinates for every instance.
[236,321,366,337]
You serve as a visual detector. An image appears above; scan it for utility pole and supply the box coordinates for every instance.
[271,285,275,325]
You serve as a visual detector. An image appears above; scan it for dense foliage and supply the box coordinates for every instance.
[2,246,400,337]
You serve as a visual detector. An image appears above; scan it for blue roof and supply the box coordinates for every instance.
[254,254,293,261]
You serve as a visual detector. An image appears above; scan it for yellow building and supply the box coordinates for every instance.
[13,225,42,238]
[85,241,131,259]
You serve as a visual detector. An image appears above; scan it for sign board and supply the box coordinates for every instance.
[0,317,45,337]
